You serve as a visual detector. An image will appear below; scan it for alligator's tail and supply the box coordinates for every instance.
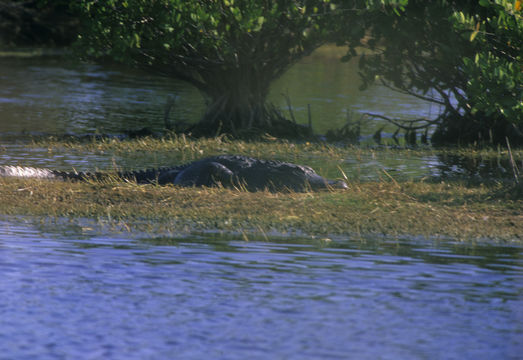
[0,165,98,181]
[0,165,178,184]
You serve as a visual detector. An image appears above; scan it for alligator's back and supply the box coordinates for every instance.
[177,155,346,191]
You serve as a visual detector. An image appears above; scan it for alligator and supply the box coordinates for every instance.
[0,155,348,192]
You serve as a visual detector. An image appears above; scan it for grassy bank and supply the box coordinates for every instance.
[1,135,522,241]
[0,177,521,241]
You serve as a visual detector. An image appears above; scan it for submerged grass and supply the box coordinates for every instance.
[1,176,521,241]
[1,135,521,241]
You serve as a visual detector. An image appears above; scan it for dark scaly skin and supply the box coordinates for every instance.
[168,155,348,191]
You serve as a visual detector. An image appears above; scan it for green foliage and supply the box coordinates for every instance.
[73,0,521,143]
[453,0,522,122]
[74,0,357,136]
[344,0,522,145]
[75,0,340,76]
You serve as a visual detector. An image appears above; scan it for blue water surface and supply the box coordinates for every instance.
[0,218,522,360]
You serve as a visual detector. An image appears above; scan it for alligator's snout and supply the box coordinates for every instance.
[331,180,348,190]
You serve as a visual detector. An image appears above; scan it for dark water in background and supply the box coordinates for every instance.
[1,217,522,359]
[0,55,204,135]
[0,50,438,136]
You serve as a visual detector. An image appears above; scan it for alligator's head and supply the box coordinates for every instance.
[307,173,348,191]
[169,155,349,192]
[325,179,349,190]
[260,164,348,192]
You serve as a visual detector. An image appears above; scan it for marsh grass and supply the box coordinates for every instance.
[1,175,521,241]
[33,133,351,162]
[1,135,520,241]
[32,133,523,162]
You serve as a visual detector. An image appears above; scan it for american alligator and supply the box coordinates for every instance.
[0,155,348,192]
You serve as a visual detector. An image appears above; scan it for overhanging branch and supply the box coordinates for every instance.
[362,112,441,130]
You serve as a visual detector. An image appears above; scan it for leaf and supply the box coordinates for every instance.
[252,16,265,32]
[470,22,480,41]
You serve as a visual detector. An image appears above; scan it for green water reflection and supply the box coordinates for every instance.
[0,48,438,137]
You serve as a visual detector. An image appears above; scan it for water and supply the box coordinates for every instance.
[0,55,204,135]
[1,217,521,359]
[0,50,438,136]
[0,143,120,172]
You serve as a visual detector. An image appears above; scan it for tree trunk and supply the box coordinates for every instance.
[187,65,310,138]
[202,88,268,135]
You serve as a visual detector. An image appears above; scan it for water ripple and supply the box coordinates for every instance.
[0,217,521,359]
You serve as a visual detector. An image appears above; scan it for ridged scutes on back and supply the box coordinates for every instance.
[118,164,187,184]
